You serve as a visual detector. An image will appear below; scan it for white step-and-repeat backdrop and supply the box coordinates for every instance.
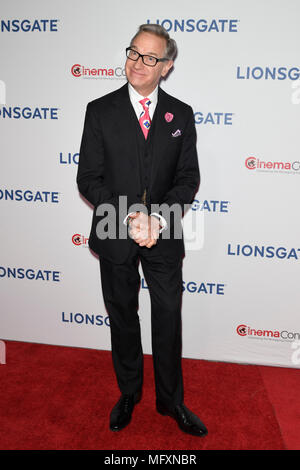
[1,0,300,368]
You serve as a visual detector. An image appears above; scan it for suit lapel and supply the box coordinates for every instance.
[149,87,171,193]
[111,83,140,170]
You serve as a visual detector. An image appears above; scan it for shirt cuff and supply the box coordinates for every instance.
[123,212,136,226]
[150,213,168,233]
[123,212,168,234]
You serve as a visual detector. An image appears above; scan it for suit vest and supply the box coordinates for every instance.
[133,107,158,212]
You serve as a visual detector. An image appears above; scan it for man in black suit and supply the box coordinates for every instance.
[77,24,207,437]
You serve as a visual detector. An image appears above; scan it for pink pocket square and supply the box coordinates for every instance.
[172,129,181,137]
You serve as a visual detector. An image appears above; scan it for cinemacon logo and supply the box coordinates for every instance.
[245,156,300,172]
[71,64,125,78]
[72,233,89,246]
[236,324,300,341]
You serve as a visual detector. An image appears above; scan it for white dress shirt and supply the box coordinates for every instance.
[128,82,158,121]
[123,83,168,233]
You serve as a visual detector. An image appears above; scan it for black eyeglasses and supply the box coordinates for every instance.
[126,47,168,67]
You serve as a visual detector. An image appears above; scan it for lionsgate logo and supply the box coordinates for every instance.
[147,18,239,33]
[245,156,300,174]
[71,64,126,80]
[236,324,300,342]
[0,19,59,33]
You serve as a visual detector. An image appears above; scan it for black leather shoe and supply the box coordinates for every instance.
[110,391,142,432]
[157,401,208,437]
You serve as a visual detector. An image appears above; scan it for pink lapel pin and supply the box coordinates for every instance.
[165,112,174,123]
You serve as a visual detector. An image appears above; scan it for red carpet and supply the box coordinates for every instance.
[0,341,298,450]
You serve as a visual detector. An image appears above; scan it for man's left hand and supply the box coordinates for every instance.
[128,212,160,248]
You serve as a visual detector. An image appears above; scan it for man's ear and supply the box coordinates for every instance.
[161,60,174,78]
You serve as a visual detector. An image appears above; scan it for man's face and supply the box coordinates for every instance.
[125,31,173,97]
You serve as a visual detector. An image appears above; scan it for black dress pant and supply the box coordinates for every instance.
[99,242,184,408]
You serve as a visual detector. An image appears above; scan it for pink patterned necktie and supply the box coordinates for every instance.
[138,97,151,139]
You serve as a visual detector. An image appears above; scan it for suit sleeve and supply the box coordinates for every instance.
[77,102,117,208]
[161,106,200,211]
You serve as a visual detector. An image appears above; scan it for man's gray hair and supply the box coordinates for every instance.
[130,24,177,61]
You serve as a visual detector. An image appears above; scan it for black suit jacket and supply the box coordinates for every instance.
[77,83,200,264]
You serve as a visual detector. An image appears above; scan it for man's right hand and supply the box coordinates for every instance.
[128,212,160,248]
